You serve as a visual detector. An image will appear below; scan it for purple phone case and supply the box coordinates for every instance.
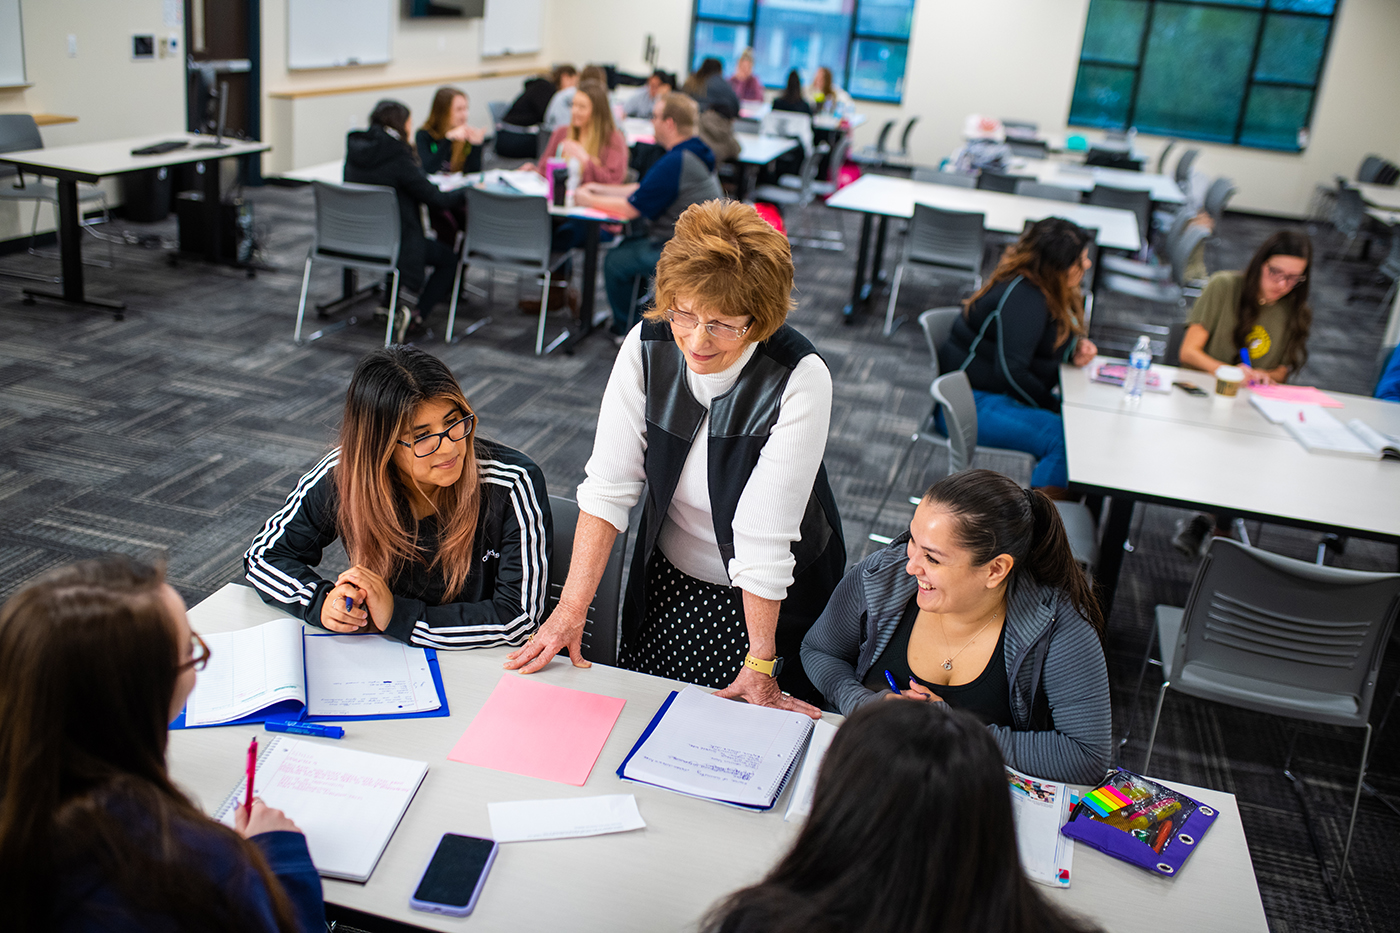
[1059,769,1219,877]
[409,836,498,917]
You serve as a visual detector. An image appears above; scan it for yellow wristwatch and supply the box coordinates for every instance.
[743,653,784,677]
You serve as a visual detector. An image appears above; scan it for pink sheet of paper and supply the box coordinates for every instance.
[1248,384,1342,407]
[448,675,626,786]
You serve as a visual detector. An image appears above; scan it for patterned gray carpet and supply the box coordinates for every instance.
[0,173,1397,932]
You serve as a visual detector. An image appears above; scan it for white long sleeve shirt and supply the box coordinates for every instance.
[576,326,833,602]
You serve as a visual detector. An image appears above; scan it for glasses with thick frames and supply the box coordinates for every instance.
[179,631,211,672]
[663,309,751,345]
[1263,263,1307,287]
[398,413,476,458]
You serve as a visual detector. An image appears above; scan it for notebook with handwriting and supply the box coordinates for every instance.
[212,736,428,882]
[618,686,814,811]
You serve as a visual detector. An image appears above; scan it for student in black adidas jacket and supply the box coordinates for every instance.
[244,347,551,650]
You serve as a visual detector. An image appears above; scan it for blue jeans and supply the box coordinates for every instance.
[604,235,664,335]
[942,390,1068,488]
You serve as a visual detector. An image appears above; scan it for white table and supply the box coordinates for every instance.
[825,174,1142,321]
[1007,157,1184,204]
[1060,361,1400,615]
[0,132,271,315]
[620,118,797,199]
[168,583,1269,933]
[1355,181,1400,212]
[279,160,343,185]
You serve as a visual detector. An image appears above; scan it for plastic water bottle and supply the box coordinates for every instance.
[1124,335,1153,400]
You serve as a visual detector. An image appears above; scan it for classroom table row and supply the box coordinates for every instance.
[1061,361,1400,617]
[168,583,1268,933]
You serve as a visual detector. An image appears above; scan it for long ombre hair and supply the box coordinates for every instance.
[335,347,481,601]
[1235,230,1313,376]
[0,556,300,933]
[967,217,1091,348]
[570,82,617,162]
[422,86,469,173]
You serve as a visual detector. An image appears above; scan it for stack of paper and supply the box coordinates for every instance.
[1283,408,1400,459]
[618,686,815,811]
[1007,766,1075,888]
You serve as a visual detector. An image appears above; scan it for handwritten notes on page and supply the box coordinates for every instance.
[304,634,440,717]
[487,794,646,842]
[448,675,626,786]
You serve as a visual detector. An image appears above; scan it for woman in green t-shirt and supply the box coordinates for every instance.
[1178,230,1314,385]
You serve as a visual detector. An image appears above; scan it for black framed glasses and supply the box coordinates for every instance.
[179,631,211,672]
[663,309,751,345]
[398,413,475,458]
[1263,263,1306,287]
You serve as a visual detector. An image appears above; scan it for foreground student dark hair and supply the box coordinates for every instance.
[0,556,324,933]
[702,702,1099,933]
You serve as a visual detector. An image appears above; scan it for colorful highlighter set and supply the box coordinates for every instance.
[1060,769,1219,877]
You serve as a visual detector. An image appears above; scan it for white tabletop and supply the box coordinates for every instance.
[1355,181,1400,212]
[0,132,271,183]
[279,160,344,185]
[1008,158,1184,203]
[825,174,1142,252]
[1060,362,1400,537]
[620,118,798,166]
[168,583,1268,933]
[1367,206,1400,227]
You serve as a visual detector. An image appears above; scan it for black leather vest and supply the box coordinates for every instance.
[622,321,846,662]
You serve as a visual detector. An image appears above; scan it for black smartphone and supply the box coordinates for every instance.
[1173,381,1209,397]
[410,833,498,917]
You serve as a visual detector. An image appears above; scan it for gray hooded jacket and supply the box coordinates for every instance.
[801,534,1112,784]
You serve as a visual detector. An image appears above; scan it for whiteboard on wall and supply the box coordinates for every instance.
[288,0,393,70]
[0,0,26,87]
[481,0,541,57]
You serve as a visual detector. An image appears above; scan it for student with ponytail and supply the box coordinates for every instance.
[802,469,1110,783]
[245,346,551,650]
[0,556,324,933]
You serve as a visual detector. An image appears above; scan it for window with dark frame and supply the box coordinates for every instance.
[690,0,915,104]
[1069,0,1338,153]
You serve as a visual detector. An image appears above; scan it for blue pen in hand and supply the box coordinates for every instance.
[884,669,902,695]
[345,596,354,612]
[1239,348,1252,382]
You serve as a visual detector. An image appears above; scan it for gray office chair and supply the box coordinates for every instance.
[546,495,630,666]
[851,119,896,166]
[1378,224,1400,310]
[884,204,985,336]
[1088,184,1151,248]
[760,111,814,162]
[976,171,1031,194]
[447,187,571,354]
[911,167,977,188]
[885,117,918,167]
[783,133,849,199]
[1173,148,1200,189]
[1100,204,1196,283]
[1331,180,1369,261]
[931,370,1098,571]
[752,143,840,250]
[1101,222,1212,308]
[1203,176,1237,225]
[1357,154,1399,186]
[1015,179,1082,203]
[1155,140,1177,175]
[294,180,401,347]
[1007,139,1049,160]
[1140,537,1400,899]
[0,114,112,276]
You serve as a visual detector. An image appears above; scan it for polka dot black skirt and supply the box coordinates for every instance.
[618,550,748,689]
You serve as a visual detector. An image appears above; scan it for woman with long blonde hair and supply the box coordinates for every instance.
[245,346,551,648]
[936,218,1099,494]
[528,82,628,186]
[416,86,485,176]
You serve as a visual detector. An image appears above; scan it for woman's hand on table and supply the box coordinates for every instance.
[235,798,304,838]
[1072,337,1098,368]
[335,566,393,632]
[503,601,592,673]
[320,580,370,633]
[1241,364,1276,386]
[882,679,943,703]
[714,666,822,719]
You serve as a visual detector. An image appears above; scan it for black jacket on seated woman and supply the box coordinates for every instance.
[345,99,465,331]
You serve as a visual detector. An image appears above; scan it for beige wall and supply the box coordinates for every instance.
[0,0,185,241]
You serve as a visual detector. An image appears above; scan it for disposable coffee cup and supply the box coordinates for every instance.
[1214,365,1245,397]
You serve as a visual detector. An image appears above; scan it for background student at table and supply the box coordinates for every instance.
[701,701,1099,933]
[507,201,844,712]
[502,68,562,131]
[525,83,628,188]
[937,219,1098,493]
[685,58,741,120]
[0,555,325,933]
[543,65,606,136]
[808,66,852,113]
[623,69,675,119]
[345,100,466,340]
[771,71,813,116]
[801,470,1111,783]
[245,347,551,649]
[728,49,764,103]
[416,86,484,246]
[572,93,722,339]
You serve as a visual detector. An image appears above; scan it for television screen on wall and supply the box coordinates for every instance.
[404,0,483,17]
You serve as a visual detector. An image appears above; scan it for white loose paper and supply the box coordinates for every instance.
[487,794,646,843]
[783,719,839,822]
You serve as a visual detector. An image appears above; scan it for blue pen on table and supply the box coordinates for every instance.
[265,721,345,739]
[884,669,902,695]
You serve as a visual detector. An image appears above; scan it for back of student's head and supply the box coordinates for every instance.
[579,64,607,88]
[703,702,1096,933]
[336,346,481,599]
[923,469,1103,635]
[369,98,412,142]
[0,556,300,933]
[782,69,804,101]
[551,63,577,87]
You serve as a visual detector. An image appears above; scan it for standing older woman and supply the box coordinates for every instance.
[506,200,844,712]
[801,469,1111,784]
[937,218,1098,494]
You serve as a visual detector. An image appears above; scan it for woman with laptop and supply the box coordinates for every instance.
[0,555,325,932]
[801,469,1112,784]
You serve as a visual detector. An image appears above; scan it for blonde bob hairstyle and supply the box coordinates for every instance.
[646,199,795,344]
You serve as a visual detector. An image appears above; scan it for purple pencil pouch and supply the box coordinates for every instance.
[1059,769,1218,877]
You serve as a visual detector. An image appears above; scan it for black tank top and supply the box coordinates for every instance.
[863,597,1014,727]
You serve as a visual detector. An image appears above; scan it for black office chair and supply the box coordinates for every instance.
[975,171,1031,194]
[546,496,629,666]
